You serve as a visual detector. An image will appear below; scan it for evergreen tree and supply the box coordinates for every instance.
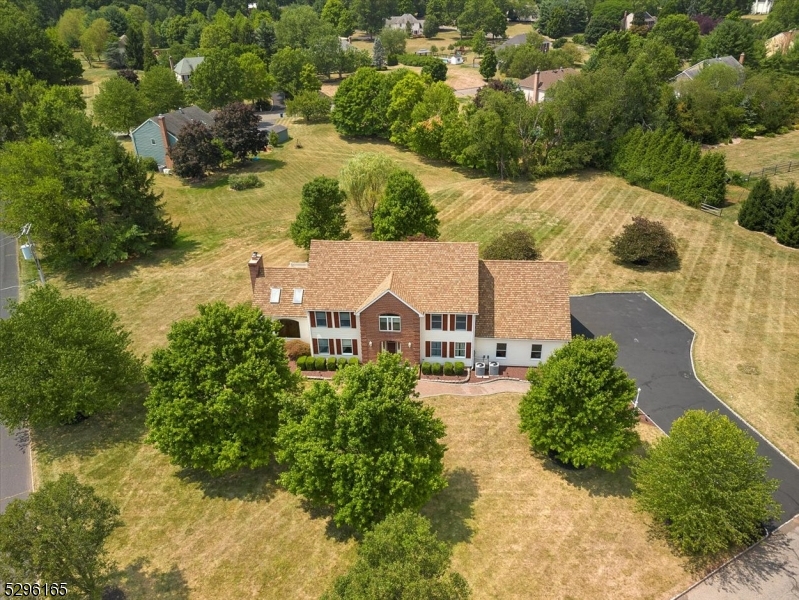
[143,40,158,70]
[479,47,498,80]
[126,24,144,70]
[699,153,727,208]
[766,182,795,235]
[737,178,772,232]
[373,37,386,69]
[776,192,799,248]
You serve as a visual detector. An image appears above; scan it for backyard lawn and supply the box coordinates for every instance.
[715,130,799,185]
[37,121,799,598]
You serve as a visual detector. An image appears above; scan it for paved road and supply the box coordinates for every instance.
[0,232,32,512]
[570,292,799,526]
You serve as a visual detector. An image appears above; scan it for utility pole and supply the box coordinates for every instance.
[19,223,45,285]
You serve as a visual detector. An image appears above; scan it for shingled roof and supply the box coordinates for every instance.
[476,260,571,340]
[162,105,214,137]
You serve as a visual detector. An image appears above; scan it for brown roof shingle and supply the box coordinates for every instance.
[253,266,312,318]
[476,260,571,340]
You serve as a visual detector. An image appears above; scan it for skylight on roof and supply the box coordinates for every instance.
[293,288,304,304]
[270,288,281,303]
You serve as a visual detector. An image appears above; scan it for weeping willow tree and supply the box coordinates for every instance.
[338,152,397,230]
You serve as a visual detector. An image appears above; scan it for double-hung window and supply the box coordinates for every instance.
[430,314,443,330]
[339,312,351,328]
[430,341,442,357]
[496,343,507,358]
[318,339,330,354]
[531,344,543,359]
[455,315,467,331]
[454,342,466,358]
[341,339,353,355]
[314,311,327,327]
[379,315,401,332]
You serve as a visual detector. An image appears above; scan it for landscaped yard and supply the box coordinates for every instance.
[39,121,799,598]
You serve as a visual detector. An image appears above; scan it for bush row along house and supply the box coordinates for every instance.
[131,105,289,170]
[250,241,572,368]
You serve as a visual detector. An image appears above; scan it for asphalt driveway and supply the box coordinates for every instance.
[570,292,799,526]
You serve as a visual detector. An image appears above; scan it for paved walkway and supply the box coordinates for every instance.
[679,515,799,599]
[0,232,32,512]
[570,292,799,525]
[416,379,529,398]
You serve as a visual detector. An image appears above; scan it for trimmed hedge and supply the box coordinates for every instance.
[422,362,432,375]
[229,174,264,191]
[327,357,337,370]
[296,355,307,370]
[454,361,465,376]
[314,357,326,370]
[348,357,359,366]
[443,362,454,375]
[432,362,442,375]
[396,53,440,67]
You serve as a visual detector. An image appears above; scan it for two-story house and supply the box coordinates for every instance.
[250,240,572,368]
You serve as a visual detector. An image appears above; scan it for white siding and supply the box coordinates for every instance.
[310,312,361,358]
[420,314,477,366]
[474,338,566,368]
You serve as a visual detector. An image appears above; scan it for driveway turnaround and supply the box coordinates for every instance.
[0,232,32,512]
[570,292,799,526]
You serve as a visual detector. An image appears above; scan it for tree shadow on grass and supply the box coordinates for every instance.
[298,500,360,543]
[58,235,202,290]
[33,395,148,466]
[105,557,190,599]
[175,460,282,503]
[421,467,479,545]
[540,451,636,499]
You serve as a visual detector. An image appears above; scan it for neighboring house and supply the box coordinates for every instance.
[258,121,289,144]
[250,241,571,368]
[173,56,205,85]
[497,33,551,53]
[339,37,352,51]
[385,14,424,35]
[752,0,773,13]
[766,30,797,56]
[622,11,657,30]
[518,68,578,104]
[441,55,464,65]
[672,55,745,84]
[131,105,215,169]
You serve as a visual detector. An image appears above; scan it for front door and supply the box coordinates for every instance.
[384,341,398,354]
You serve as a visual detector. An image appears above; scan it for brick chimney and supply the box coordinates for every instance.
[157,115,173,168]
[248,252,264,291]
[738,52,746,64]
[531,70,540,105]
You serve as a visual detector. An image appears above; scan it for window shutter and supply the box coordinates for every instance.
[450,315,456,330]
[466,342,471,359]
[449,341,455,357]
[327,312,333,328]
[351,313,357,328]
[425,341,430,357]
[336,339,342,354]
[334,312,340,328]
[352,339,358,355]
[312,338,318,354]
[310,312,316,327]
[425,314,431,330]
[442,343,447,358]
[467,315,473,331]
[443,315,448,331]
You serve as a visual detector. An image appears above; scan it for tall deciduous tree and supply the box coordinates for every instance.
[0,474,122,598]
[145,302,301,475]
[290,176,351,249]
[650,14,701,60]
[80,18,111,67]
[519,335,639,470]
[191,49,245,110]
[238,52,275,103]
[372,170,440,241]
[339,151,397,227]
[0,285,143,429]
[633,410,781,556]
[169,120,223,179]
[378,27,407,57]
[138,65,186,115]
[277,353,447,532]
[213,101,266,162]
[92,76,147,133]
[324,511,471,599]
[286,90,333,122]
[479,47,497,80]
[269,47,311,98]
[351,0,389,37]
[275,3,327,48]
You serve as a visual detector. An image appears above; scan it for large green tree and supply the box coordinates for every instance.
[377,27,407,57]
[0,285,143,429]
[80,18,111,67]
[289,176,351,249]
[138,65,186,116]
[650,14,700,60]
[372,170,440,241]
[275,3,329,48]
[0,474,122,598]
[737,177,772,233]
[537,0,588,37]
[277,353,447,532]
[269,47,312,98]
[457,0,507,37]
[238,52,275,103]
[169,120,223,179]
[702,18,756,61]
[339,151,397,227]
[324,511,471,599]
[145,302,301,475]
[286,90,333,122]
[519,335,639,471]
[213,101,266,162]
[191,49,245,110]
[92,76,147,133]
[479,47,497,80]
[633,410,781,556]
